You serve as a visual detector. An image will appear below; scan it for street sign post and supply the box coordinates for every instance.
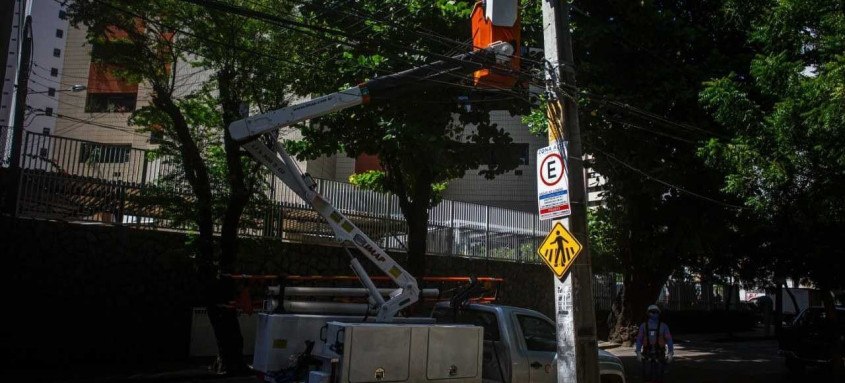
[537,144,571,220]
[542,0,600,381]
[537,222,582,278]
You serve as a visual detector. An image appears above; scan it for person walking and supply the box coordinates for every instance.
[635,304,674,383]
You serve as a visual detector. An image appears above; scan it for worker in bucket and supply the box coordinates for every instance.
[635,304,674,383]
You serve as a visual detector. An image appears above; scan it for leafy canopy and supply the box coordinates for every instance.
[700,0,845,288]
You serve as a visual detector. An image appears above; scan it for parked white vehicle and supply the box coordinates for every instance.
[432,302,626,383]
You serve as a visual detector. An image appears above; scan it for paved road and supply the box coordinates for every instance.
[608,334,835,383]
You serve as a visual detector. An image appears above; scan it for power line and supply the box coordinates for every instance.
[176,0,547,93]
[60,0,733,186]
[593,147,743,210]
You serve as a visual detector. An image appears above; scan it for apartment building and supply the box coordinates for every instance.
[1,0,71,164]
[299,112,606,213]
[6,2,602,213]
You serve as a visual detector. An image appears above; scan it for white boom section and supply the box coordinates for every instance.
[242,138,419,322]
[230,86,365,142]
[229,41,514,321]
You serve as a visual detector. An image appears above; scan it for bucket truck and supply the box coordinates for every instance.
[228,2,529,382]
[230,40,515,383]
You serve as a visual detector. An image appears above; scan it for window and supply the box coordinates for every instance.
[517,315,556,352]
[432,308,500,341]
[515,143,530,165]
[86,62,139,113]
[78,143,131,164]
[47,88,56,97]
[149,127,164,144]
[56,29,64,38]
[85,93,137,113]
[484,143,530,168]
[58,10,67,20]
[354,153,382,173]
[50,68,58,76]
[53,48,61,58]
[44,107,53,116]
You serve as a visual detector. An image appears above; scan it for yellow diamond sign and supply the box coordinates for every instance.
[537,222,582,278]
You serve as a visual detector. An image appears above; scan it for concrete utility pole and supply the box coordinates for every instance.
[9,15,31,170]
[541,1,600,382]
[6,15,32,215]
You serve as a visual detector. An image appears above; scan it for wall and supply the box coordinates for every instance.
[1,216,552,367]
[26,0,71,137]
[441,111,547,212]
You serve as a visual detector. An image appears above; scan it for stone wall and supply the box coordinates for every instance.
[1,216,552,366]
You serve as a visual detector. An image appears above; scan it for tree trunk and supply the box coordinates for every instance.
[151,92,214,270]
[152,91,247,373]
[610,273,664,345]
[406,207,429,280]
[208,70,251,374]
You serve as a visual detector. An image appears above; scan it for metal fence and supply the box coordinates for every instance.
[589,273,746,312]
[6,129,550,263]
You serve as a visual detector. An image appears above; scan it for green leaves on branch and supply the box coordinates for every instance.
[699,0,845,288]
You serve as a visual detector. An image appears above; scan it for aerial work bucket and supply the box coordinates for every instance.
[472,0,521,89]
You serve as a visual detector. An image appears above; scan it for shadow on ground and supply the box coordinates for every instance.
[610,333,839,383]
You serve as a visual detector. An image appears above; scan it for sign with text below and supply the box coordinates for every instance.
[537,222,582,278]
[537,143,570,220]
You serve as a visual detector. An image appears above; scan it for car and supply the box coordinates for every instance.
[432,302,626,383]
[778,306,845,373]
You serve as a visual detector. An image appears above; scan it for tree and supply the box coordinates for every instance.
[521,0,754,342]
[286,0,528,280]
[700,0,844,375]
[67,0,299,373]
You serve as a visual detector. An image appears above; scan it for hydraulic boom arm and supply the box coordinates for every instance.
[228,41,514,321]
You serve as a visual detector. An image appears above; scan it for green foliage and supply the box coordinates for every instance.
[587,207,622,274]
[521,96,548,137]
[290,0,529,219]
[559,0,751,282]
[67,0,285,238]
[348,170,388,193]
[700,0,845,288]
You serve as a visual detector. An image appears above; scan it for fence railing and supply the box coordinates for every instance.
[590,273,746,313]
[4,128,749,311]
[7,129,551,262]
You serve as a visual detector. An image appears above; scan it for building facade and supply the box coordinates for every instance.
[1,0,71,164]
[4,2,603,213]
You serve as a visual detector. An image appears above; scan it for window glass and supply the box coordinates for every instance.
[79,143,131,164]
[517,315,556,352]
[432,308,500,341]
[85,93,137,113]
[484,143,530,168]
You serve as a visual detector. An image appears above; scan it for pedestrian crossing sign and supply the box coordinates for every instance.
[537,222,582,278]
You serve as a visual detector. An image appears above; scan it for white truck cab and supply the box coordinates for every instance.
[432,303,626,383]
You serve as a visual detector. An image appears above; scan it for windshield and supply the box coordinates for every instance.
[433,307,500,341]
